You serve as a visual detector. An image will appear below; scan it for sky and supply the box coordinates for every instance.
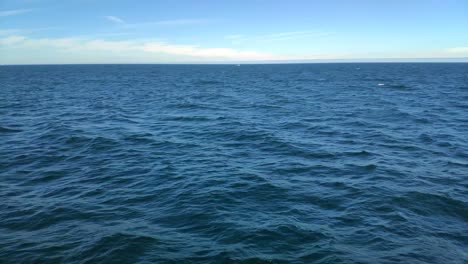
[1,0,467,64]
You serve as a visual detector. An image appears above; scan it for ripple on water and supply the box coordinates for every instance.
[1,63,467,263]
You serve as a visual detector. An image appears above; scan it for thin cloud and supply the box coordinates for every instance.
[0,29,21,35]
[0,34,281,61]
[104,16,208,28]
[124,19,208,28]
[104,16,126,25]
[225,34,244,40]
[0,35,27,45]
[3,34,466,63]
[0,27,61,35]
[260,31,334,41]
[0,9,32,17]
[226,31,334,44]
[145,19,208,26]
[447,46,468,54]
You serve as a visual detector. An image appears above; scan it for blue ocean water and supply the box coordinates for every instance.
[0,63,467,263]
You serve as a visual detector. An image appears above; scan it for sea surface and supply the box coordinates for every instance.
[1,63,467,263]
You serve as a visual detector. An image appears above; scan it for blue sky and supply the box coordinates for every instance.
[1,0,467,64]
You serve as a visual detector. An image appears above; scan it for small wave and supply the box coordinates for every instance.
[341,150,374,157]
[279,121,309,129]
[27,170,66,184]
[123,133,155,144]
[166,102,218,110]
[346,163,378,171]
[393,191,468,220]
[447,160,468,167]
[388,84,412,90]
[195,80,224,85]
[81,136,120,153]
[2,63,467,264]
[418,133,434,143]
[377,83,412,90]
[269,78,286,83]
[415,117,431,124]
[65,135,93,145]
[162,115,213,122]
[295,78,315,82]
[251,103,283,109]
[69,233,158,263]
[0,126,22,133]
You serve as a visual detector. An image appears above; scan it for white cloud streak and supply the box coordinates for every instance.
[225,31,334,44]
[0,9,32,17]
[0,27,61,36]
[104,16,207,28]
[0,34,281,61]
[0,35,26,45]
[447,46,468,55]
[0,29,21,35]
[104,16,126,25]
[2,33,466,63]
[132,19,208,26]
[225,34,244,40]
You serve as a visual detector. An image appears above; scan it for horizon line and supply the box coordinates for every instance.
[2,57,468,66]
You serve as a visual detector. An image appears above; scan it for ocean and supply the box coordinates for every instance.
[1,63,467,263]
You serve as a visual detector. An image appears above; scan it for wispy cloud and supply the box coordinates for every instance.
[104,16,207,28]
[137,19,208,26]
[0,35,26,45]
[0,34,281,61]
[4,32,465,63]
[0,29,21,35]
[0,9,32,17]
[225,34,244,40]
[261,31,334,41]
[225,31,334,44]
[0,27,61,35]
[447,46,468,55]
[104,16,126,25]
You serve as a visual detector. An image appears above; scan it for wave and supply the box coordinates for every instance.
[1,63,466,264]
[0,126,22,133]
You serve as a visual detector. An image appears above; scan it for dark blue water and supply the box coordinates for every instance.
[1,63,467,263]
